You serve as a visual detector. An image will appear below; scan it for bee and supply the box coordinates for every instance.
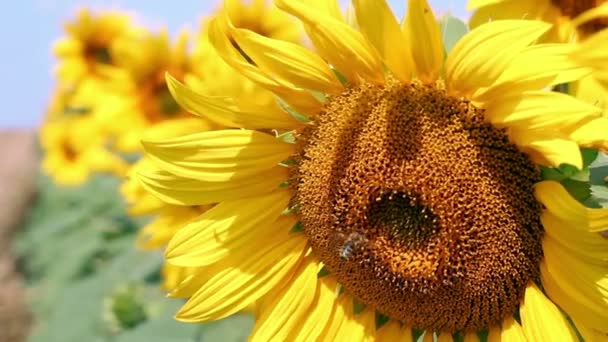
[339,232,368,260]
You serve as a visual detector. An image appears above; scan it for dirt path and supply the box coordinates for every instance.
[0,130,38,342]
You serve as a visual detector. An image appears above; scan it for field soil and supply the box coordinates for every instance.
[0,130,37,342]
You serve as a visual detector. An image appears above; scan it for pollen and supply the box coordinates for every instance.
[551,0,608,37]
[293,79,544,332]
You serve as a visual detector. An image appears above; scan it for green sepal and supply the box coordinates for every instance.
[317,265,330,277]
[290,221,303,233]
[353,298,366,315]
[375,313,390,330]
[277,97,310,123]
[439,15,468,54]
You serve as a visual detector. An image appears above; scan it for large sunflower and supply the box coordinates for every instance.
[53,8,132,86]
[137,0,608,340]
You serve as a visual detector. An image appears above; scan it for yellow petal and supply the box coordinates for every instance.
[167,270,209,299]
[208,17,323,114]
[541,212,608,264]
[250,255,319,341]
[473,44,592,102]
[345,306,376,341]
[229,26,342,94]
[535,180,608,231]
[318,287,347,340]
[141,117,215,140]
[520,283,578,342]
[508,129,582,169]
[176,232,307,321]
[446,20,551,96]
[572,75,608,111]
[571,3,608,28]
[275,0,385,84]
[287,275,339,342]
[468,1,543,29]
[568,117,608,150]
[353,0,412,81]
[376,321,413,341]
[483,91,601,131]
[142,129,294,182]
[137,166,288,206]
[488,316,527,342]
[404,0,444,83]
[166,74,300,129]
[436,332,454,342]
[136,206,200,249]
[574,319,608,342]
[571,29,608,70]
[541,238,608,333]
[53,37,82,57]
[468,0,511,8]
[161,263,197,292]
[166,191,292,266]
[306,0,344,20]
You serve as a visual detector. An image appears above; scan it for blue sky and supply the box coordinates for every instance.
[0,0,468,128]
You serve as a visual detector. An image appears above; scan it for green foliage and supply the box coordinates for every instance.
[440,15,469,54]
[17,173,253,342]
[541,149,608,208]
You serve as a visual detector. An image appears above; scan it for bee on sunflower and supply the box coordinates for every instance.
[134,0,608,340]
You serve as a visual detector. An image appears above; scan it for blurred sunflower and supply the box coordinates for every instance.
[96,28,194,152]
[136,0,608,340]
[53,8,133,86]
[469,0,608,42]
[40,116,127,185]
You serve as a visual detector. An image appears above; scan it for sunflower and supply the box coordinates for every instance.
[100,28,194,152]
[40,116,127,185]
[53,8,133,87]
[137,0,608,340]
[469,0,608,42]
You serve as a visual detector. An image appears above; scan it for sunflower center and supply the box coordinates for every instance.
[294,79,544,332]
[140,72,182,123]
[85,45,112,65]
[551,0,608,36]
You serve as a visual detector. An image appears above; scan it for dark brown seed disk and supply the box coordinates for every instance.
[551,0,608,37]
[293,79,544,332]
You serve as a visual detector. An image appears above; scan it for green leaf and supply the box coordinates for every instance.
[589,152,608,185]
[194,314,254,342]
[439,15,469,54]
[561,178,591,203]
[581,148,599,169]
[540,166,567,182]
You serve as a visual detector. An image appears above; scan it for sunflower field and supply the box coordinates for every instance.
[5,0,608,341]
